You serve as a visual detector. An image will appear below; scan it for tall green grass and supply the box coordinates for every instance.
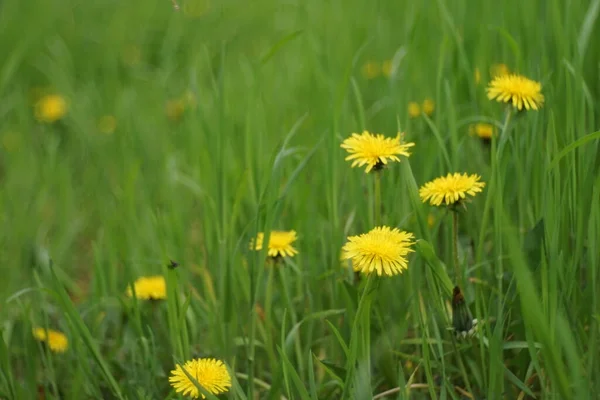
[1,0,599,398]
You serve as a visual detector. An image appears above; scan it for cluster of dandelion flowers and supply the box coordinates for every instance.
[251,230,298,258]
[34,94,68,123]
[169,358,231,399]
[32,328,68,353]
[487,74,544,111]
[126,275,167,300]
[419,173,485,207]
[340,131,415,173]
[341,226,415,277]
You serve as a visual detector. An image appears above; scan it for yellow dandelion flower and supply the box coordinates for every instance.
[474,67,481,84]
[490,63,510,78]
[408,102,421,118]
[166,98,186,121]
[422,99,435,116]
[126,276,167,300]
[469,123,496,140]
[32,328,68,353]
[169,358,232,399]
[361,61,381,79]
[486,74,544,111]
[419,173,485,207]
[251,230,298,258]
[98,115,117,134]
[382,60,393,77]
[34,94,68,123]
[340,131,415,173]
[341,226,414,277]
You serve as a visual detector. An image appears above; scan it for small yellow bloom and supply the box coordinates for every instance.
[251,230,298,258]
[408,102,421,118]
[166,98,186,121]
[32,328,68,353]
[340,131,415,173]
[469,123,496,139]
[341,226,414,277]
[490,63,510,78]
[487,74,544,111]
[126,276,167,300]
[422,99,435,116]
[169,358,231,399]
[34,94,68,123]
[382,60,393,77]
[361,61,381,79]
[98,115,117,134]
[419,173,485,207]
[474,68,481,84]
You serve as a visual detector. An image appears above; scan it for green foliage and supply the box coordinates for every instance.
[1,0,599,398]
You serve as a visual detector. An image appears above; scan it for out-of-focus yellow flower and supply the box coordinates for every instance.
[33,328,68,353]
[469,123,495,140]
[422,99,435,116]
[98,115,117,134]
[166,98,186,121]
[382,60,393,77]
[408,102,421,118]
[490,64,510,78]
[34,94,68,123]
[362,61,381,79]
[126,276,167,300]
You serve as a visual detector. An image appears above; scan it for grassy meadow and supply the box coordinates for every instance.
[1,0,600,398]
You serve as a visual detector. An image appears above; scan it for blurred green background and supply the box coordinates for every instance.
[1,0,599,398]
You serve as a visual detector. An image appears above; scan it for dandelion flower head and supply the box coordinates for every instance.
[341,226,415,277]
[35,94,68,123]
[469,123,496,139]
[419,173,485,206]
[361,61,381,79]
[382,60,393,77]
[408,102,421,118]
[487,74,544,111]
[341,131,415,173]
[169,358,232,399]
[422,98,435,116]
[32,328,68,353]
[126,275,167,300]
[251,230,298,258]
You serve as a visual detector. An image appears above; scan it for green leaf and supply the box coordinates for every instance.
[415,240,454,295]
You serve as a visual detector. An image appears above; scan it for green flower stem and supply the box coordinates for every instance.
[343,275,376,398]
[452,209,461,286]
[476,108,513,262]
[374,170,382,226]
